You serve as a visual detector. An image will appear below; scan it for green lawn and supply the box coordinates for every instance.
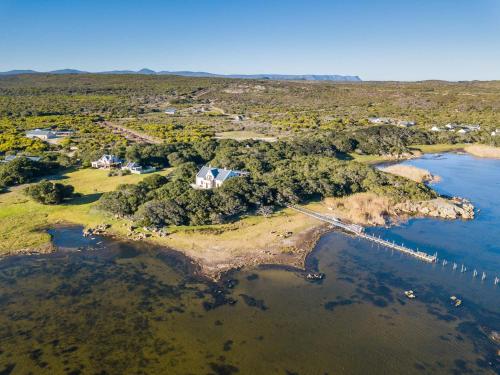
[0,168,171,255]
[410,143,469,153]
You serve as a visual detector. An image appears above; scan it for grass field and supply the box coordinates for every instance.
[464,144,500,159]
[214,130,278,142]
[0,166,321,272]
[0,168,171,255]
[411,143,469,153]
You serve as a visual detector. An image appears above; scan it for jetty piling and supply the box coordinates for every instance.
[288,205,437,263]
[287,205,499,285]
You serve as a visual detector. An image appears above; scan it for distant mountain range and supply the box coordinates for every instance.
[0,68,362,82]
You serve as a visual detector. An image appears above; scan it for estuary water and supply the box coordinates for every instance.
[0,153,498,375]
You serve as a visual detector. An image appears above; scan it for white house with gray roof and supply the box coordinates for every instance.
[194,166,248,189]
[25,129,57,140]
[91,154,122,169]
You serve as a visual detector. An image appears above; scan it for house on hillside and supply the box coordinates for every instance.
[430,126,441,132]
[25,129,56,140]
[164,108,177,115]
[368,117,391,124]
[193,166,249,189]
[91,154,122,169]
[397,120,416,128]
[121,162,156,174]
[54,130,75,137]
[465,124,481,131]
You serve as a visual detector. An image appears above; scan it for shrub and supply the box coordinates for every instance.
[23,180,74,204]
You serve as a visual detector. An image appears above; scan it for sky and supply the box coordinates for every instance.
[1,0,499,81]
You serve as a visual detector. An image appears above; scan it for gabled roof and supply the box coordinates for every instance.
[98,154,121,163]
[26,129,55,136]
[196,166,246,182]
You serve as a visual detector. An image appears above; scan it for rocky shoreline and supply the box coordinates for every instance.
[1,195,474,280]
[394,197,474,220]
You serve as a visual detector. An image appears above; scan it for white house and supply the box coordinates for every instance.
[368,117,390,124]
[164,108,177,115]
[491,129,499,136]
[397,120,416,128]
[25,129,56,140]
[457,128,470,134]
[121,162,156,174]
[194,166,249,189]
[430,126,441,132]
[91,154,122,169]
[465,124,481,131]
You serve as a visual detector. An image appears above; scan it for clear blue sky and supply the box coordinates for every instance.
[1,0,499,81]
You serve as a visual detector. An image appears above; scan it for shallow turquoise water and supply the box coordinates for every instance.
[0,153,498,374]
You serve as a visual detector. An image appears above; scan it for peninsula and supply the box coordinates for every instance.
[0,74,497,278]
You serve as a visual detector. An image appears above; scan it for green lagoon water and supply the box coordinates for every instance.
[0,153,498,375]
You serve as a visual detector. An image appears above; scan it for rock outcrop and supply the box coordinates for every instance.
[394,197,474,220]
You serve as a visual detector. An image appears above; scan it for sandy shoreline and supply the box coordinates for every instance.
[464,144,500,159]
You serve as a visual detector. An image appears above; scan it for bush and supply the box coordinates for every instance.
[0,158,56,187]
[23,180,74,204]
[141,174,168,190]
[98,183,149,217]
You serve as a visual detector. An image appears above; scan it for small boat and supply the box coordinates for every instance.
[404,290,416,299]
[450,295,462,307]
[306,272,325,281]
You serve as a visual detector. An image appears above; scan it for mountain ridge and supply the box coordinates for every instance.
[0,68,362,81]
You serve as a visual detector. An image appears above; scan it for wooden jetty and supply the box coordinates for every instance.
[288,205,437,263]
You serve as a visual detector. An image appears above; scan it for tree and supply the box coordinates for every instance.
[98,183,149,217]
[0,158,56,187]
[135,199,187,227]
[23,181,74,204]
[140,174,168,190]
[256,205,274,217]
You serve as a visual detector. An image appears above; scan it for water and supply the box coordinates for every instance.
[0,153,498,375]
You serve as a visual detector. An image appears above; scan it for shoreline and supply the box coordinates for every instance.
[0,146,488,278]
[0,191,473,280]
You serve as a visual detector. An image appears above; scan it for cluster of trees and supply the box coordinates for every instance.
[0,158,59,189]
[23,180,74,204]
[98,138,436,228]
[122,120,214,144]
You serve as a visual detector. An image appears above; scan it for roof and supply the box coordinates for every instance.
[98,154,121,163]
[196,166,247,182]
[123,162,141,169]
[26,129,54,136]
